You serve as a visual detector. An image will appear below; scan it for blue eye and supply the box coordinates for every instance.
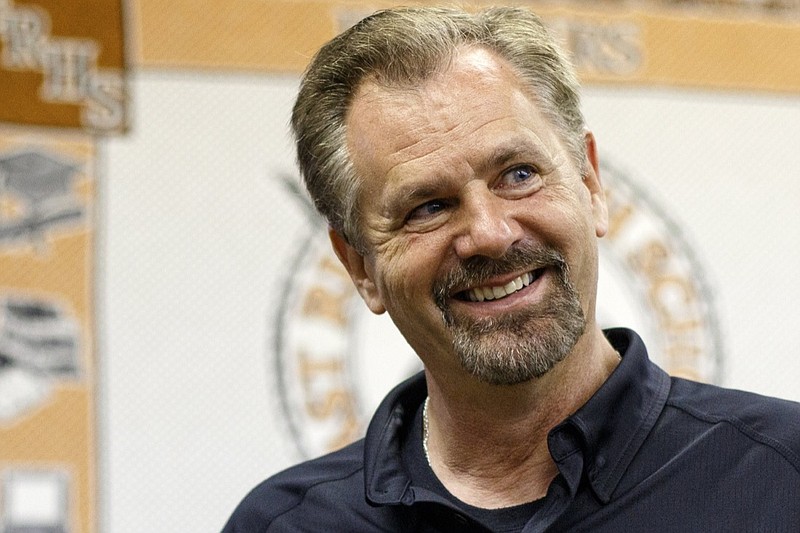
[407,199,447,222]
[497,165,542,193]
[504,165,535,183]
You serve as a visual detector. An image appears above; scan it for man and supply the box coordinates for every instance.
[224,6,800,532]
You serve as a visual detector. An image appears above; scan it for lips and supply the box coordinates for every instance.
[460,268,543,302]
[434,245,567,313]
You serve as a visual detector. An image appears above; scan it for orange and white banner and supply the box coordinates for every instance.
[0,0,126,132]
[0,130,96,533]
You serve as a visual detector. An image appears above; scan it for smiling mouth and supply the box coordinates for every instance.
[457,268,544,302]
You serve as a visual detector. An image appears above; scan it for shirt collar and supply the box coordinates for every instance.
[363,371,426,505]
[559,328,671,503]
[363,328,671,506]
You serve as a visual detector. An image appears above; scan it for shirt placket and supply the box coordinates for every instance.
[522,424,585,533]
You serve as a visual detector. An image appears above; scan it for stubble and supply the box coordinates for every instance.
[433,245,586,385]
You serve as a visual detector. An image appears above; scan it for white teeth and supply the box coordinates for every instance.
[469,290,484,303]
[466,271,537,302]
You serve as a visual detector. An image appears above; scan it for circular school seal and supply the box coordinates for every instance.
[275,159,724,459]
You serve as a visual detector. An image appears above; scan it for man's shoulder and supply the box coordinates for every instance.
[667,377,800,470]
[222,439,366,533]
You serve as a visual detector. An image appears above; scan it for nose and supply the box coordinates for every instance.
[453,185,522,260]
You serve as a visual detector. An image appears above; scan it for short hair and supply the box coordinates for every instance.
[292,6,585,252]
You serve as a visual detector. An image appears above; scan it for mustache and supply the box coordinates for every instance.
[432,244,568,307]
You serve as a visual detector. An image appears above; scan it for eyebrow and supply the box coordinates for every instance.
[383,181,446,218]
[381,137,552,216]
[474,138,550,177]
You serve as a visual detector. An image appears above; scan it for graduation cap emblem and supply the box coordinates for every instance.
[0,149,85,245]
[0,151,78,203]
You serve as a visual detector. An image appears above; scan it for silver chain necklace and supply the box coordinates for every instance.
[422,396,432,466]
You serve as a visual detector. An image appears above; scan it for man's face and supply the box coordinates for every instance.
[334,47,608,385]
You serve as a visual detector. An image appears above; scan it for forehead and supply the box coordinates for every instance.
[345,48,562,182]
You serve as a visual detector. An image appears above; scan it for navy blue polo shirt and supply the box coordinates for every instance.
[223,329,800,532]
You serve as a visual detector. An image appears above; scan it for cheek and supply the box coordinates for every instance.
[375,235,445,305]
[565,186,599,239]
[537,198,592,245]
[532,198,598,278]
[372,248,420,303]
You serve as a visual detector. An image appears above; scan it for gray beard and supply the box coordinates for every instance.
[433,245,586,386]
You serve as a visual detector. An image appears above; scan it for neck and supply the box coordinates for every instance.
[422,326,619,509]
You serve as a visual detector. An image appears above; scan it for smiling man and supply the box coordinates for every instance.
[224,7,800,532]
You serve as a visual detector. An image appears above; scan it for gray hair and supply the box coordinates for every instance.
[291,6,585,252]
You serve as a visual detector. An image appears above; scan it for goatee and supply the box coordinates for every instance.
[433,245,585,385]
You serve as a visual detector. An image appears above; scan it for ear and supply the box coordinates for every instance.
[582,130,609,238]
[329,228,386,315]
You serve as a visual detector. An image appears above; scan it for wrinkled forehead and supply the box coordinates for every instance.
[353,46,521,100]
[345,47,556,168]
[349,48,530,139]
